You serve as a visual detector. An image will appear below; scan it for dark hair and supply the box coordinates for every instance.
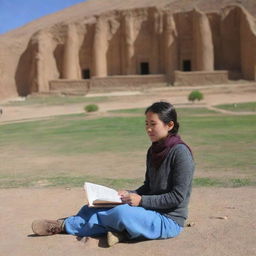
[145,101,179,135]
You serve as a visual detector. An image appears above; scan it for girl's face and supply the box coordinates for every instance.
[145,112,174,142]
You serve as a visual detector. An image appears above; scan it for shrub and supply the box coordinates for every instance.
[188,90,204,102]
[84,104,99,112]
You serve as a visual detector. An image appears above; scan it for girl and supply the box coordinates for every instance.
[32,101,195,247]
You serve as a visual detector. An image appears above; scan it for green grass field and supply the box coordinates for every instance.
[0,103,255,189]
[3,94,109,106]
[214,102,256,112]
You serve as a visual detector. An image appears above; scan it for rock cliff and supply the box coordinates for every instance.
[0,0,256,99]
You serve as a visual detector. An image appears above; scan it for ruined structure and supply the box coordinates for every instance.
[1,1,256,99]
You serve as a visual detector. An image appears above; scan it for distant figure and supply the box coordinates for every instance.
[0,108,2,115]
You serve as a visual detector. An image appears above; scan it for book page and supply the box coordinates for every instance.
[84,182,122,207]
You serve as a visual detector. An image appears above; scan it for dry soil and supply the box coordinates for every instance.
[0,83,255,256]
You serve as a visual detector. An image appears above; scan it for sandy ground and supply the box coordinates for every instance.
[0,187,255,256]
[0,83,256,255]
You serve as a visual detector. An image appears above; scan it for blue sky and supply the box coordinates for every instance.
[0,0,87,34]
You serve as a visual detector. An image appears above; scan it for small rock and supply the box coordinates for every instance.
[219,216,228,220]
[210,215,228,220]
[186,221,195,227]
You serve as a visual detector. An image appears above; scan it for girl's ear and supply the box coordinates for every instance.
[168,121,174,131]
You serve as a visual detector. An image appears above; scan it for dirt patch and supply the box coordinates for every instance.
[0,187,255,255]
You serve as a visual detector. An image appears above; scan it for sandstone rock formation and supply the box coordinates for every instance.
[0,0,256,100]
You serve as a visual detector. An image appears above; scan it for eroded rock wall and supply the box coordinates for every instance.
[4,4,256,97]
[239,6,256,80]
[192,9,214,71]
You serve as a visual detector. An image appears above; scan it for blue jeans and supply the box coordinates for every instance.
[64,204,183,239]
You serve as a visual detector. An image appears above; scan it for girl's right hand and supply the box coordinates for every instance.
[121,193,142,206]
[118,190,129,198]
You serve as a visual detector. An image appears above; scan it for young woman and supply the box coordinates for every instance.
[32,101,195,247]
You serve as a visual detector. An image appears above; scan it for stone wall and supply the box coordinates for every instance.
[174,71,228,86]
[49,74,166,94]
[49,79,90,95]
[91,74,167,92]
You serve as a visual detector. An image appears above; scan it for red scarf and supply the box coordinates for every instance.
[150,134,192,170]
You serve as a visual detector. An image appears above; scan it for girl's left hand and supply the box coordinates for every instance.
[121,193,142,207]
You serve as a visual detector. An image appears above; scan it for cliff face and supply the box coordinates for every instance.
[1,0,256,99]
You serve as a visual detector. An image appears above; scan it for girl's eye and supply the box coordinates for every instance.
[145,122,156,127]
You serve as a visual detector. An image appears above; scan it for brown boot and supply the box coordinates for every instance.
[31,219,65,236]
[107,231,126,247]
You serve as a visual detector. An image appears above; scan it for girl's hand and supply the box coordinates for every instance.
[118,190,129,197]
[121,193,142,207]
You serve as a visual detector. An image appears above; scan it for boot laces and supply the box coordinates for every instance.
[47,222,61,234]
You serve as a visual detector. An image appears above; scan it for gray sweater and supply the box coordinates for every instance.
[136,144,195,227]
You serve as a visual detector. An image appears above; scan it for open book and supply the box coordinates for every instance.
[84,182,123,207]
